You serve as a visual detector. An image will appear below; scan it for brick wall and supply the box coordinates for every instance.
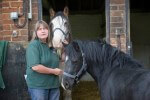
[0,1,2,40]
[109,0,126,52]
[0,0,38,45]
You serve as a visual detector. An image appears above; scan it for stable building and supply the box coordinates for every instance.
[0,0,150,99]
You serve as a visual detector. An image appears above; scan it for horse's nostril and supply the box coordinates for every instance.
[65,81,69,89]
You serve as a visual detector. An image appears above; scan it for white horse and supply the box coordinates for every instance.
[49,7,72,49]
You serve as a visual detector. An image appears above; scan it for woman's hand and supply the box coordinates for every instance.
[53,68,63,75]
[32,65,63,75]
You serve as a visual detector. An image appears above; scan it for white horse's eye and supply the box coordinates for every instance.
[64,22,67,26]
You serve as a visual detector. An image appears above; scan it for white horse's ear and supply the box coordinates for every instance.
[63,6,69,16]
[49,8,55,19]
[62,42,68,47]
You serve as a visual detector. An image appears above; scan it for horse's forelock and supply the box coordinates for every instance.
[66,43,79,59]
[50,12,67,21]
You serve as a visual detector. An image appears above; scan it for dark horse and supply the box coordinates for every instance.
[61,40,150,100]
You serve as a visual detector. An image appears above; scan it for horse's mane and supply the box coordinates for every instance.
[74,39,143,69]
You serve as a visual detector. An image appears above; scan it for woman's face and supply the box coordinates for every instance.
[37,24,49,42]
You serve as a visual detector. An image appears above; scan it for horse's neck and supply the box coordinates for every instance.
[86,63,103,83]
[84,42,116,83]
[86,64,103,93]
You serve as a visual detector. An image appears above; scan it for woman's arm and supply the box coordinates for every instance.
[32,64,63,75]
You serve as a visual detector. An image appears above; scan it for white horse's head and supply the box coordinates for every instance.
[49,7,72,49]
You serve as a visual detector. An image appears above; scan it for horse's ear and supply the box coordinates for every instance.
[62,42,68,47]
[72,41,80,52]
[49,8,55,19]
[63,6,69,17]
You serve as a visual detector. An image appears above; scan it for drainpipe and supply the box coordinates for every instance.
[125,0,132,56]
[105,0,110,43]
[38,0,42,20]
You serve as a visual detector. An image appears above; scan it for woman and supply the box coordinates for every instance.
[26,20,63,100]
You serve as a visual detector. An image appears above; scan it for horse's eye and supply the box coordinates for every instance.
[64,22,68,26]
[50,23,53,28]
[72,60,78,64]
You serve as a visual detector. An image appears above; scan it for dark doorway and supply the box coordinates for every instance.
[42,0,105,40]
[130,0,150,68]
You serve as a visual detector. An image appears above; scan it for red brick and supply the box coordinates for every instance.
[32,0,38,3]
[3,30,12,35]
[32,14,38,20]
[32,8,38,14]
[20,29,28,35]
[2,2,10,8]
[0,36,3,40]
[2,13,10,20]
[18,7,23,13]
[3,35,11,41]
[110,22,123,27]
[32,3,38,8]
[110,6,118,10]
[2,8,18,13]
[10,2,22,7]
[3,24,11,30]
[119,5,125,10]
[12,35,28,41]
[110,0,125,4]
[0,33,3,36]
[3,0,18,1]
[0,3,2,8]
[11,24,24,30]
[0,25,3,30]
[111,17,123,23]
[2,19,13,24]
[0,14,2,19]
[110,11,124,16]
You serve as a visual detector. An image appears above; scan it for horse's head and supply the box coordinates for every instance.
[49,7,72,49]
[61,41,87,90]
